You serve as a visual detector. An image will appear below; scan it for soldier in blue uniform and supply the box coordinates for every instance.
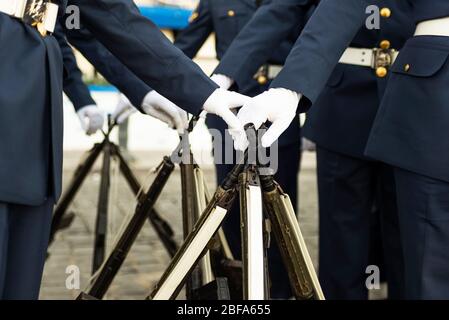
[213,0,414,299]
[235,0,449,300]
[0,0,249,299]
[364,1,449,300]
[111,0,302,299]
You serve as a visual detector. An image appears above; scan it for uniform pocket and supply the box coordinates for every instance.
[391,45,449,78]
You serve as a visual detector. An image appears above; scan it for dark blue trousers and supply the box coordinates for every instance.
[0,198,53,300]
[394,167,449,300]
[316,147,404,300]
[215,139,301,299]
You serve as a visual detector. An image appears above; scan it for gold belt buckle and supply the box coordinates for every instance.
[254,65,269,85]
[25,0,49,36]
[373,48,396,78]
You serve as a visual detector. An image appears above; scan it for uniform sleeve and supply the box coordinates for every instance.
[214,0,313,90]
[271,0,376,107]
[65,25,150,109]
[53,22,96,111]
[174,0,214,59]
[69,0,218,115]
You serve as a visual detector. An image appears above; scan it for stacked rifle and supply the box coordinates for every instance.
[49,117,325,300]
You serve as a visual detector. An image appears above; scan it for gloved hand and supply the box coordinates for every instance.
[236,88,302,150]
[202,88,250,150]
[211,74,234,90]
[77,105,105,135]
[112,94,137,124]
[141,91,189,134]
[112,92,189,134]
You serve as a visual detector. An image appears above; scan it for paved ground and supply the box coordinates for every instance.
[41,151,319,300]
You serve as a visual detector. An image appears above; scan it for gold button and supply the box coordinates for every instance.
[376,67,388,78]
[380,7,391,18]
[380,40,391,50]
[257,75,268,85]
[404,64,411,72]
[228,10,235,17]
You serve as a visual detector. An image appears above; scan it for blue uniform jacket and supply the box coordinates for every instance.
[269,0,449,181]
[64,24,150,108]
[0,12,63,205]
[215,0,416,158]
[214,0,313,91]
[53,23,96,111]
[303,0,415,158]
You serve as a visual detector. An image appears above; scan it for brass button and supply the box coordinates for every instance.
[404,64,411,72]
[376,67,388,78]
[257,75,268,85]
[227,10,235,17]
[380,7,391,18]
[380,40,391,50]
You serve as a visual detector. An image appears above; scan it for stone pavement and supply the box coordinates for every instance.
[40,151,319,300]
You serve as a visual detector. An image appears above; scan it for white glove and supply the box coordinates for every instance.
[141,91,189,134]
[211,74,234,90]
[112,94,137,124]
[77,105,105,135]
[237,88,302,150]
[112,92,189,134]
[203,88,251,150]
